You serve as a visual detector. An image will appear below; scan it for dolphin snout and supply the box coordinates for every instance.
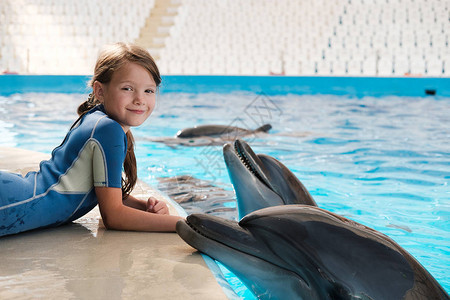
[222,142,233,153]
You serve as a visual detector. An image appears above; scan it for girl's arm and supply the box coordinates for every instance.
[123,194,170,214]
[122,194,147,211]
[95,187,184,232]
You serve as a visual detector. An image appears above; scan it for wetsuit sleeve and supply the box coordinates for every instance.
[91,118,127,188]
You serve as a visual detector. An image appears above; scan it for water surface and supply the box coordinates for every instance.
[1,92,448,297]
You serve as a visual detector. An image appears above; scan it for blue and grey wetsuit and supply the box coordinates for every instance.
[0,105,126,237]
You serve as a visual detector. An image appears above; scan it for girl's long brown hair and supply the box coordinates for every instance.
[77,42,161,198]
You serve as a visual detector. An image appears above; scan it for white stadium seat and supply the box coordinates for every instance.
[0,0,447,76]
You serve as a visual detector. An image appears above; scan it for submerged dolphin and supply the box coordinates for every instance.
[147,124,271,147]
[157,175,236,219]
[223,139,316,218]
[176,139,449,299]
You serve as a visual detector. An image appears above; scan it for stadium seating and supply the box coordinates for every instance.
[0,0,154,74]
[0,0,448,76]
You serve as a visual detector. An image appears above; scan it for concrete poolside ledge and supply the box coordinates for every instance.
[0,147,228,299]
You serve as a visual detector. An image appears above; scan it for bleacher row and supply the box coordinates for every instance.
[158,0,449,76]
[0,0,449,76]
[0,0,154,74]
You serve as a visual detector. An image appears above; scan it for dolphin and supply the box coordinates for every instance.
[176,124,272,139]
[147,124,271,147]
[177,206,449,299]
[223,139,316,219]
[176,139,449,299]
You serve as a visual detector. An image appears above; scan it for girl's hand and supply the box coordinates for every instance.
[146,197,169,215]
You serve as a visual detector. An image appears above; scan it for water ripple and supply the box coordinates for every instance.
[1,92,449,294]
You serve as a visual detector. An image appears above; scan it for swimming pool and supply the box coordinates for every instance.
[0,77,449,298]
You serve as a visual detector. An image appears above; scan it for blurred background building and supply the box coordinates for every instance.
[0,0,448,76]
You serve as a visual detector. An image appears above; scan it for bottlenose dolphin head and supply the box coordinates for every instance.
[177,207,318,299]
[177,205,447,300]
[223,139,317,219]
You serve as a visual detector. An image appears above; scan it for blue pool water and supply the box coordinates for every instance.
[0,91,449,297]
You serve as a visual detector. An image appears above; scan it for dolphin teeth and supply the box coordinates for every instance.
[186,219,208,238]
[235,143,264,181]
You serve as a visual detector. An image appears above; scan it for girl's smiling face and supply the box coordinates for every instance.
[94,62,157,132]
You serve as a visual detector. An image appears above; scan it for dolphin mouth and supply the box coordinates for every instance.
[185,217,210,238]
[177,214,311,295]
[232,139,274,191]
[181,213,255,249]
[178,214,279,267]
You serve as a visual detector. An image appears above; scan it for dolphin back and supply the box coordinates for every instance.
[240,205,450,300]
[255,124,272,133]
[177,124,272,139]
[177,125,250,138]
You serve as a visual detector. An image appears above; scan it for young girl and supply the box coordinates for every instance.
[0,43,183,237]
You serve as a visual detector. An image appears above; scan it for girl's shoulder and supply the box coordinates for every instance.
[84,105,125,136]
